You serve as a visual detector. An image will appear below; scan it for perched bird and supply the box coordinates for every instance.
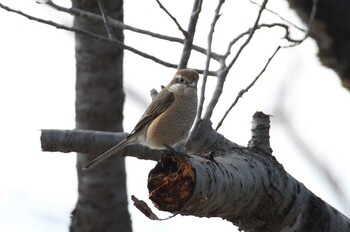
[83,69,199,170]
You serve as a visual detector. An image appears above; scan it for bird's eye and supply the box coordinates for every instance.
[178,77,185,83]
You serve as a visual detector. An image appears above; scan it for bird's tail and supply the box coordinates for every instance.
[83,139,129,170]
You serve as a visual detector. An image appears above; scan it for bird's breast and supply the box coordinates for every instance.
[146,90,197,148]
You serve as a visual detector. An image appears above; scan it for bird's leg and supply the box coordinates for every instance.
[164,145,190,158]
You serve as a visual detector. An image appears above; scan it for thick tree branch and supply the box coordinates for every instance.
[40,129,162,161]
[149,116,350,231]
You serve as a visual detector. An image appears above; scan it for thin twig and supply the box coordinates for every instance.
[249,0,306,32]
[196,0,225,122]
[0,2,217,75]
[283,0,318,47]
[41,0,223,61]
[96,0,115,39]
[155,0,188,38]
[178,0,203,69]
[224,23,290,58]
[204,0,268,120]
[215,46,281,131]
[224,0,268,73]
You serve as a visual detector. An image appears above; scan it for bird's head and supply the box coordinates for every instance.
[168,69,199,93]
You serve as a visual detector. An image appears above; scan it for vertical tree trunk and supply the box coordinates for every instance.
[70,1,131,231]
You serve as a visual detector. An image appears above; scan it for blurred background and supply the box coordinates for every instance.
[0,0,349,231]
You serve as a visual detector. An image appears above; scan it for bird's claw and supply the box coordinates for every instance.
[163,145,191,158]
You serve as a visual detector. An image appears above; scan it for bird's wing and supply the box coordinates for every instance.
[83,89,174,170]
[128,88,175,137]
[83,139,129,170]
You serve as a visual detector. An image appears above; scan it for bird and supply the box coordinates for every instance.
[83,69,199,170]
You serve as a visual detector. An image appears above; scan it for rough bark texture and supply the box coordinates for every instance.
[287,0,350,90]
[148,118,350,231]
[70,0,131,231]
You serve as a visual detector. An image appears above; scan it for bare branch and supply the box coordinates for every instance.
[0,2,218,75]
[40,129,162,161]
[203,0,268,120]
[249,0,306,32]
[224,0,268,73]
[41,0,223,61]
[224,23,289,58]
[195,0,225,126]
[178,0,203,69]
[216,46,280,131]
[96,0,115,39]
[282,0,318,47]
[155,0,187,37]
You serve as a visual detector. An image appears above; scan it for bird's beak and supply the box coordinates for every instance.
[187,81,197,89]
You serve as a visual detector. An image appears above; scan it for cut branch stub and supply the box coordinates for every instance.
[148,151,280,222]
[248,111,273,154]
[148,156,195,211]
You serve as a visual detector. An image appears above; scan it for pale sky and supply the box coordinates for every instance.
[0,0,349,232]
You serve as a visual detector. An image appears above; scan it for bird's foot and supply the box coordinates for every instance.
[163,145,190,158]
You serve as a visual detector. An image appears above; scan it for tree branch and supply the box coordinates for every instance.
[40,129,162,161]
[196,0,224,123]
[149,116,350,231]
[284,0,318,47]
[248,111,273,154]
[224,0,268,73]
[178,0,203,69]
[96,0,115,39]
[215,46,281,130]
[203,0,268,120]
[0,2,217,75]
[250,0,306,32]
[0,3,169,67]
[155,0,188,37]
[41,0,223,61]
